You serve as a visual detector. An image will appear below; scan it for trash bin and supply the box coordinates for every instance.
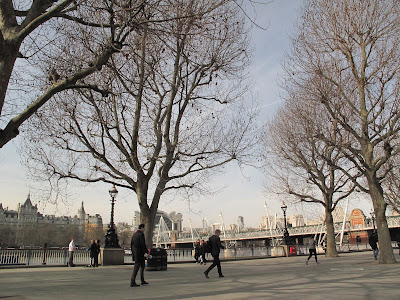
[289,246,297,255]
[146,248,167,271]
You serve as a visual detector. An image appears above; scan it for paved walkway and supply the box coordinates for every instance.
[0,251,399,300]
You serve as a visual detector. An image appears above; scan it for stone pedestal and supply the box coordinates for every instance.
[224,249,235,258]
[100,248,125,265]
[271,246,286,257]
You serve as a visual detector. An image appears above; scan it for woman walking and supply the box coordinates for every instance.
[306,237,319,265]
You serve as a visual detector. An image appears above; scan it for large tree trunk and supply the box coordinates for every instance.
[324,207,339,257]
[141,209,156,249]
[0,46,19,146]
[0,50,18,110]
[368,175,396,264]
[137,183,157,248]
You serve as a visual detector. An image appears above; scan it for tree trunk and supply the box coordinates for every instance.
[136,180,156,248]
[0,40,19,111]
[324,207,339,257]
[368,176,397,264]
[141,210,156,249]
[0,46,20,146]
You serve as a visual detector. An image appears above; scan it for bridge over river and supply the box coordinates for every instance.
[155,215,400,245]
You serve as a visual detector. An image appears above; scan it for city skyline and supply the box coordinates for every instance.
[0,1,374,229]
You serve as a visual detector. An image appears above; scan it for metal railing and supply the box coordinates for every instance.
[0,248,90,266]
[2,242,399,267]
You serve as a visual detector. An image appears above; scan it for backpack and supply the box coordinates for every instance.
[204,240,212,253]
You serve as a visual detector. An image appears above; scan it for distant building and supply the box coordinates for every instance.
[212,223,222,232]
[238,216,244,231]
[349,208,368,244]
[306,216,325,226]
[133,210,183,235]
[287,214,305,227]
[226,224,238,232]
[259,215,274,230]
[133,211,140,227]
[259,213,304,230]
[332,206,345,222]
[0,195,102,235]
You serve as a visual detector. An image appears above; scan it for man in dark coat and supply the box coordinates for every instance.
[204,229,225,278]
[130,224,149,287]
[369,232,379,260]
[89,240,97,267]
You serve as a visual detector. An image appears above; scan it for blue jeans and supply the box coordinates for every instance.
[373,248,379,259]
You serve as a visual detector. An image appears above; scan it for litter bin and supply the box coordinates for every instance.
[289,246,297,256]
[146,248,167,271]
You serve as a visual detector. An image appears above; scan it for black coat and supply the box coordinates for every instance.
[89,242,97,257]
[194,244,200,257]
[369,233,378,250]
[208,234,224,257]
[198,244,205,256]
[131,230,148,262]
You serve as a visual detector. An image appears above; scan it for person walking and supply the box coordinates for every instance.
[199,240,207,265]
[204,229,225,278]
[369,232,379,260]
[68,237,76,267]
[194,240,200,263]
[130,224,149,287]
[88,240,97,267]
[94,239,100,267]
[306,237,318,265]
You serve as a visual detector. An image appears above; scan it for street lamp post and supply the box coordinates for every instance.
[104,185,120,248]
[281,202,289,245]
[370,209,376,232]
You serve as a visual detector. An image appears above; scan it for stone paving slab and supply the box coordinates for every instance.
[0,251,399,300]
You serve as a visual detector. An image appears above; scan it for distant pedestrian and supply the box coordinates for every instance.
[95,240,100,267]
[306,237,318,265]
[194,240,200,263]
[88,240,97,267]
[204,229,225,278]
[68,237,76,267]
[369,232,379,260]
[130,224,149,287]
[200,240,207,265]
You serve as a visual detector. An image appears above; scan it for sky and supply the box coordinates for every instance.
[0,1,374,230]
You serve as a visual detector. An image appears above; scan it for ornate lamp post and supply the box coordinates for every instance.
[370,209,376,232]
[281,202,289,245]
[104,185,120,248]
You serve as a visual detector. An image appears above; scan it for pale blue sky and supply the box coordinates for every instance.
[0,1,373,229]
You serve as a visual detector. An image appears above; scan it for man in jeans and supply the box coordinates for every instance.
[204,229,225,278]
[68,237,76,267]
[369,232,379,260]
[306,237,318,265]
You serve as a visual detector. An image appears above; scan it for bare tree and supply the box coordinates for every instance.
[1,0,231,148]
[23,0,258,246]
[262,92,356,257]
[1,0,130,147]
[382,155,400,213]
[282,0,400,263]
